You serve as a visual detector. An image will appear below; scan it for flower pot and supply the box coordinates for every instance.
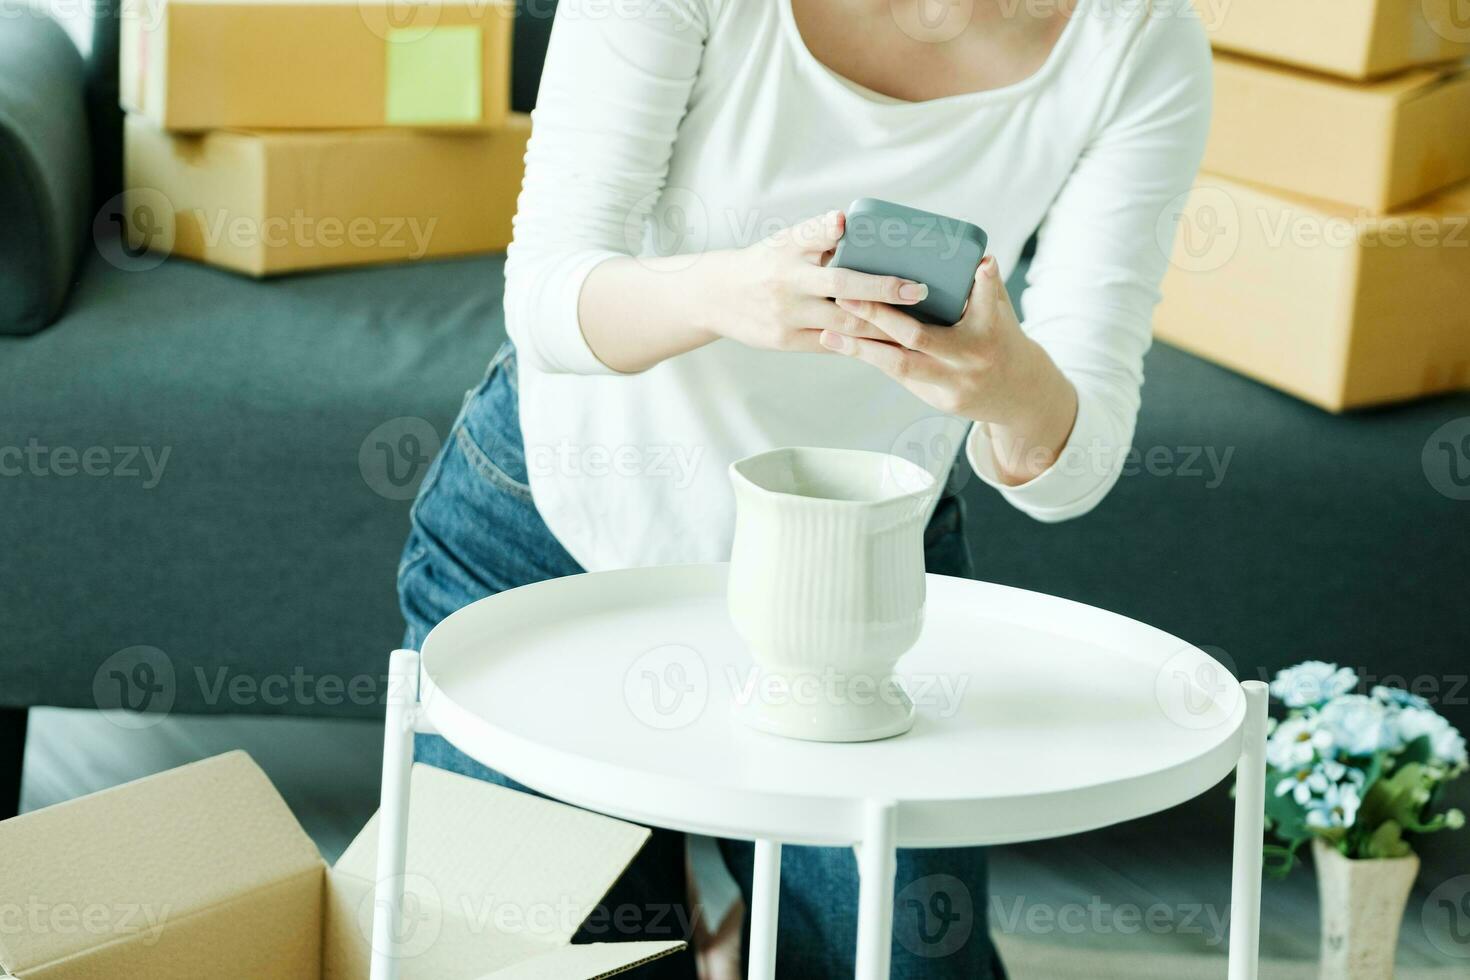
[1314,838,1419,980]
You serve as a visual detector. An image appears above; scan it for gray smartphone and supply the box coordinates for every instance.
[829,197,988,326]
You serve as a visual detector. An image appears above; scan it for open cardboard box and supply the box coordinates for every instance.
[0,752,683,978]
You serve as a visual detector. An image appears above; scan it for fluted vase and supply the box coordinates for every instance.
[727,446,937,742]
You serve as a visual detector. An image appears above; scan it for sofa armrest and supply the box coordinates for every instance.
[0,9,91,337]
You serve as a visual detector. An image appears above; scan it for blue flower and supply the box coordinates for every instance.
[1266,713,1334,770]
[1394,706,1469,772]
[1304,780,1362,831]
[1275,757,1358,805]
[1371,685,1430,710]
[1271,662,1357,708]
[1317,695,1393,757]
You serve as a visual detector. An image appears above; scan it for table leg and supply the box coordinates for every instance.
[748,839,782,980]
[1227,680,1270,980]
[854,800,897,980]
[370,649,420,980]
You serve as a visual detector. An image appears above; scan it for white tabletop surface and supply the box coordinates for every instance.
[419,564,1246,847]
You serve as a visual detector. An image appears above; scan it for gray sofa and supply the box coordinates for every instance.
[3,1,1467,873]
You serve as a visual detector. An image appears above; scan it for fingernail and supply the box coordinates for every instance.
[899,283,928,301]
[820,331,848,352]
[982,256,998,279]
[835,298,856,313]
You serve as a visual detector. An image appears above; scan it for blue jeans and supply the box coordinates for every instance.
[397,341,1005,979]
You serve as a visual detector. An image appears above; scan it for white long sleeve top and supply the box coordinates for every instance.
[504,0,1212,571]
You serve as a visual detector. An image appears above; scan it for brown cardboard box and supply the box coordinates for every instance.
[122,113,529,276]
[0,752,683,978]
[1155,175,1470,411]
[1198,0,1470,79]
[121,0,515,131]
[1204,54,1470,213]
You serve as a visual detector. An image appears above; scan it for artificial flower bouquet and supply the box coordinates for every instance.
[1262,661,1467,875]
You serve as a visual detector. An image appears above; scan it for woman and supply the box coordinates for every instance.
[399,0,1211,975]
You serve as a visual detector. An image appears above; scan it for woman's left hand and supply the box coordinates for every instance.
[819,255,1080,486]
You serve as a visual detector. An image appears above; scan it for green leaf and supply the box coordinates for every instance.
[1359,763,1422,829]
[1361,820,1411,859]
[1356,761,1464,845]
[1395,735,1433,769]
[1263,769,1311,846]
[1358,751,1386,793]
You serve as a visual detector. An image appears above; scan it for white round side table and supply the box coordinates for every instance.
[369,563,1268,980]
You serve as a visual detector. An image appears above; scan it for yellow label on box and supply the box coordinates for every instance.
[385,26,483,125]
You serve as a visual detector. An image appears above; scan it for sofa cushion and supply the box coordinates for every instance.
[0,246,505,716]
[0,11,91,336]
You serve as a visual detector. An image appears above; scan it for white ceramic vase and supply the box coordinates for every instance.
[727,446,938,742]
[1314,838,1420,980]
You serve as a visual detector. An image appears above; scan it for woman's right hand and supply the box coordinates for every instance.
[697,210,930,354]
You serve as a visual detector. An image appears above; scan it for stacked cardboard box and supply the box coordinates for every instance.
[119,0,528,276]
[1159,2,1470,410]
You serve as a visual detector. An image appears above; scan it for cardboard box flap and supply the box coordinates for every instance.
[334,765,651,948]
[323,864,555,980]
[0,751,322,975]
[478,941,688,980]
[322,872,683,980]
